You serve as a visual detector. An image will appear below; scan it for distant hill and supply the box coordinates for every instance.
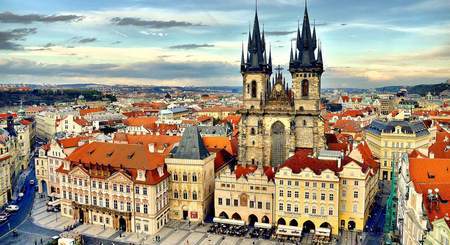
[375,82,449,96]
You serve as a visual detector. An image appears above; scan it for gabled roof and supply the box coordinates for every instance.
[79,107,105,116]
[57,136,90,148]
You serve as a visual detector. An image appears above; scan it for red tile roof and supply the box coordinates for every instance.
[333,119,362,133]
[124,117,158,129]
[57,136,90,148]
[235,164,258,179]
[79,107,105,116]
[74,117,89,126]
[0,113,16,120]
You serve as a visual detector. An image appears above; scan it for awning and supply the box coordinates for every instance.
[276,225,302,237]
[213,217,245,226]
[315,227,331,237]
[254,222,272,229]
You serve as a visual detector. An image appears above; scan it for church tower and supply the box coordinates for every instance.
[238,2,324,168]
[289,2,324,153]
[240,6,272,111]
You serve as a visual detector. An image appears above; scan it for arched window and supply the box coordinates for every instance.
[251,80,257,98]
[192,191,198,200]
[246,84,250,94]
[271,121,286,167]
[183,191,188,200]
[301,79,309,97]
[303,120,307,126]
[192,173,197,182]
[250,128,256,135]
[182,173,187,182]
[173,190,178,199]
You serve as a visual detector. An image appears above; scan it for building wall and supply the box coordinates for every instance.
[214,167,275,224]
[425,219,450,245]
[59,166,169,235]
[275,168,340,235]
[35,113,57,140]
[365,130,431,180]
[166,154,216,221]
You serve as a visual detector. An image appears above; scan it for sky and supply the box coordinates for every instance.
[0,0,449,88]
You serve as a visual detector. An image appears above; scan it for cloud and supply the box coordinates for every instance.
[265,31,295,36]
[110,17,203,28]
[78,38,97,43]
[168,43,214,49]
[44,42,56,48]
[111,41,121,44]
[0,12,83,24]
[0,58,237,81]
[0,28,37,50]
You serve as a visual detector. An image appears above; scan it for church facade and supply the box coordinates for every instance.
[238,4,325,168]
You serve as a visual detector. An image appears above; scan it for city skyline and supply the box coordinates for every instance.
[0,0,449,88]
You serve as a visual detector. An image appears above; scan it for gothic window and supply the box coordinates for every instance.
[299,106,304,111]
[303,120,307,126]
[301,79,309,97]
[247,84,250,94]
[251,80,257,98]
[250,128,256,135]
[271,121,286,167]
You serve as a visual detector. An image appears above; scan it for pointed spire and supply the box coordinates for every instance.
[262,23,266,52]
[312,19,317,50]
[296,17,302,52]
[241,41,245,72]
[317,41,323,64]
[290,41,294,63]
[268,44,272,67]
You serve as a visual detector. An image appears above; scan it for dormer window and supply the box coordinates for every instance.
[157,166,164,177]
[137,169,146,181]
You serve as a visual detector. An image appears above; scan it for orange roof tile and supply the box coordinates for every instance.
[80,107,105,116]
[57,136,90,148]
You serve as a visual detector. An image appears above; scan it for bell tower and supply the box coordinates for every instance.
[289,2,324,154]
[241,6,272,111]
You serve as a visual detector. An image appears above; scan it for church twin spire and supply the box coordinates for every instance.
[241,3,272,74]
[241,1,323,75]
[290,1,323,72]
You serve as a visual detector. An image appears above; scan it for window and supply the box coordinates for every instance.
[143,187,148,195]
[294,205,299,213]
[312,206,316,214]
[93,196,97,205]
[258,202,262,209]
[287,191,291,198]
[135,186,140,194]
[192,174,197,182]
[85,195,89,204]
[321,183,326,188]
[183,191,188,199]
[287,203,291,212]
[305,182,310,187]
[353,204,358,212]
[266,202,270,210]
[127,202,131,212]
[304,206,309,214]
[218,198,223,205]
[251,80,257,98]
[279,190,284,197]
[312,193,317,200]
[143,204,148,214]
[104,183,108,190]
[182,173,188,182]
[98,182,102,189]
[226,199,231,206]
[342,190,346,197]
[74,193,78,202]
[279,203,283,211]
[279,180,284,185]
[287,180,292,186]
[193,191,198,200]
[321,193,325,201]
[136,204,140,213]
[305,192,309,199]
[250,201,254,208]
[295,181,299,186]
[301,79,309,96]
[354,191,359,198]
[92,181,97,188]
[294,191,299,198]
[173,173,178,181]
[113,184,117,191]
[126,185,130,193]
[354,181,358,186]
[119,184,124,192]
[313,182,317,188]
[173,190,178,199]
[329,193,334,201]
[330,183,334,189]
[114,200,118,209]
[105,198,109,208]
[329,208,334,216]
[342,180,347,185]
[63,191,67,199]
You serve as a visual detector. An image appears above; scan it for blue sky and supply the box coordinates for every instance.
[0,0,449,88]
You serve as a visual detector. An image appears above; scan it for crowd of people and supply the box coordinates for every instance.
[207,223,249,236]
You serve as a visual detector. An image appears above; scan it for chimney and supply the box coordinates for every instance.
[148,143,155,153]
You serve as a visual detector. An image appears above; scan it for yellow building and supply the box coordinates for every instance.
[166,126,216,221]
[214,164,275,224]
[274,144,378,235]
[365,120,431,180]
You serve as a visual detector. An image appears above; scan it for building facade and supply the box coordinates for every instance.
[365,120,431,180]
[57,142,170,234]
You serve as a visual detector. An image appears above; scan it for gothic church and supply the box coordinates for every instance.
[238,3,325,167]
